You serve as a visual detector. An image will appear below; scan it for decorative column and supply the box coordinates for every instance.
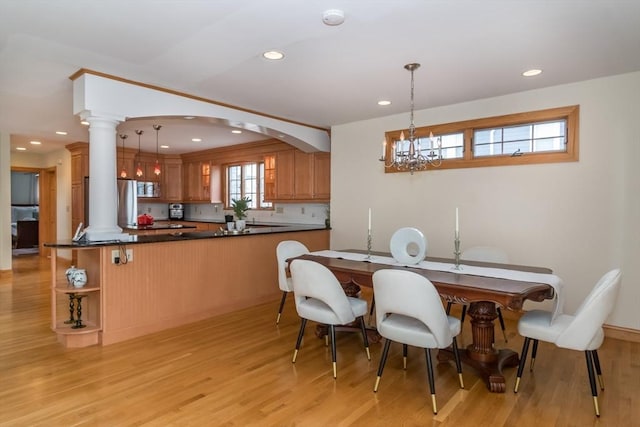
[82,115,128,242]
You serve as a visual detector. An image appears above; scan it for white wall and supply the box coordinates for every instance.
[330,72,640,330]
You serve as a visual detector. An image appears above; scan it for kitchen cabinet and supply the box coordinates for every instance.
[274,150,295,200]
[265,149,330,202]
[312,152,331,200]
[162,156,183,201]
[50,246,102,347]
[183,160,212,202]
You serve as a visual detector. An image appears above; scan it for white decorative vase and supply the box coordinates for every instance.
[70,269,87,288]
[65,265,77,285]
[235,219,246,231]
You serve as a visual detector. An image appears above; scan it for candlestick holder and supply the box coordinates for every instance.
[366,230,372,260]
[453,234,462,270]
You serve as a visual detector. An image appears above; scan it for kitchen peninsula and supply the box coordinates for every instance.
[46,225,328,348]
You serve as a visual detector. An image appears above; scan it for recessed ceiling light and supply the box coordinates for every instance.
[263,50,284,60]
[160,145,169,149]
[16,147,26,151]
[30,140,42,145]
[522,69,543,77]
[192,138,202,142]
[80,120,90,126]
[378,100,391,106]
[55,131,67,135]
[184,116,195,120]
[231,130,242,134]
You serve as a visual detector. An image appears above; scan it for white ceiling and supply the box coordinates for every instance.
[2,0,640,155]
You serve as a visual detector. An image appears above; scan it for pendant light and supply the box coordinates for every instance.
[153,124,162,176]
[135,130,144,177]
[119,133,128,178]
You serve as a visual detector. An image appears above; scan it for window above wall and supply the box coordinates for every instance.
[383,105,579,172]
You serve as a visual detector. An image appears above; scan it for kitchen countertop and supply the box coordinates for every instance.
[45,223,328,248]
[125,222,197,231]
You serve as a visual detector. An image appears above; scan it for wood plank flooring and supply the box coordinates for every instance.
[1,255,638,426]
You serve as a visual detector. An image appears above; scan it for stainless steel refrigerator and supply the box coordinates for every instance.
[84,177,138,227]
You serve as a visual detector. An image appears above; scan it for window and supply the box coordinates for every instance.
[384,105,579,172]
[226,162,272,209]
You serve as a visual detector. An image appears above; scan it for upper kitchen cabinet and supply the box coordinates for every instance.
[265,149,330,202]
[161,156,183,202]
[183,160,212,202]
[312,152,331,200]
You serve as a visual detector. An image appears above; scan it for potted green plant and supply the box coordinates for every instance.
[231,196,251,230]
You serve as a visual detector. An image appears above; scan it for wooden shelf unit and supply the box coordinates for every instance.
[50,247,103,347]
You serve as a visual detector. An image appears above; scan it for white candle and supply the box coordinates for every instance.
[455,207,459,237]
[368,208,372,232]
[382,140,386,159]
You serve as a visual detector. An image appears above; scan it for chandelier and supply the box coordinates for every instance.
[380,63,442,174]
[118,133,128,178]
[153,124,162,176]
[135,130,144,177]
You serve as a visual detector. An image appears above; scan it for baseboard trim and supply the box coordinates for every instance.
[604,324,640,343]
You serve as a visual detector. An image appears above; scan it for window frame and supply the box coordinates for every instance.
[224,161,272,210]
[383,105,579,172]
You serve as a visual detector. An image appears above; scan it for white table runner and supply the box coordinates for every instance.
[309,250,565,320]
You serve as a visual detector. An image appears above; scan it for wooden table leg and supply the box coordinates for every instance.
[438,301,519,393]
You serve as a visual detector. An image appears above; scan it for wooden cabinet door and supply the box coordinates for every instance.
[162,161,183,201]
[210,164,222,203]
[312,152,330,201]
[263,155,276,201]
[183,161,200,201]
[293,151,314,200]
[275,150,295,200]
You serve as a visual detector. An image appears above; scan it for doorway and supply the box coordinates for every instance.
[10,166,56,259]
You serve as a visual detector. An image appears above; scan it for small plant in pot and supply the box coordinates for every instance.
[231,196,251,230]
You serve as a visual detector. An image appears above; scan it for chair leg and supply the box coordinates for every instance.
[358,316,371,360]
[374,339,392,392]
[292,318,307,363]
[452,337,464,389]
[276,291,288,324]
[368,295,376,325]
[592,349,605,390]
[496,307,508,342]
[530,339,539,371]
[330,325,338,379]
[460,305,467,324]
[403,344,408,369]
[585,351,600,417]
[514,337,531,393]
[446,301,453,315]
[424,348,437,414]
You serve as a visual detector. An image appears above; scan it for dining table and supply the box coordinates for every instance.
[290,250,559,393]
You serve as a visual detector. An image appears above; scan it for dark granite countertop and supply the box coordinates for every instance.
[124,223,197,231]
[45,224,327,248]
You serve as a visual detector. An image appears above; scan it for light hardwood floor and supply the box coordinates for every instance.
[1,255,638,426]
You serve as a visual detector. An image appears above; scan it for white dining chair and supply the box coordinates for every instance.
[372,269,464,414]
[275,240,309,324]
[514,269,622,417]
[446,246,510,342]
[290,259,371,379]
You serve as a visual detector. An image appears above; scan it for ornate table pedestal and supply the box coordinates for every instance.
[437,301,519,393]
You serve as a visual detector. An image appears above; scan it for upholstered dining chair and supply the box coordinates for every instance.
[289,259,371,379]
[275,240,309,324]
[372,269,464,414]
[446,246,510,342]
[514,268,622,417]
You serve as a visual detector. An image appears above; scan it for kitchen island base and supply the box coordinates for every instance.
[49,229,329,347]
